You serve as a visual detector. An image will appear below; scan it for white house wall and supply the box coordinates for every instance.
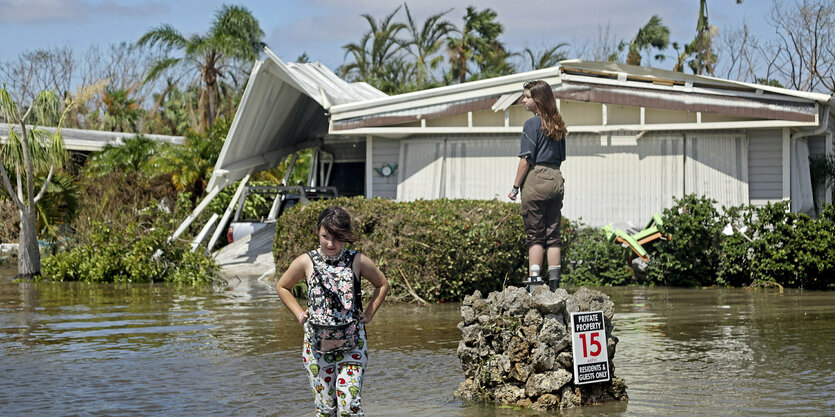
[398,139,446,201]
[371,138,399,199]
[747,129,784,206]
[562,132,684,227]
[684,133,749,209]
[444,137,518,200]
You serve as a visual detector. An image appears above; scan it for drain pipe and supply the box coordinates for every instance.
[789,101,832,212]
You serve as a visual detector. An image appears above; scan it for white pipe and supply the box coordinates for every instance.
[207,170,252,254]
[169,186,222,243]
[191,213,219,252]
[788,104,831,213]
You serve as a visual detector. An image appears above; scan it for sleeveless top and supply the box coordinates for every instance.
[306,249,360,326]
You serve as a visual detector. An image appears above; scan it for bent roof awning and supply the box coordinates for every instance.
[206,47,386,191]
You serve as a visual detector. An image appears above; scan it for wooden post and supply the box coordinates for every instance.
[207,170,252,254]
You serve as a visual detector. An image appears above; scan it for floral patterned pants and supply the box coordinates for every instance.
[302,325,368,417]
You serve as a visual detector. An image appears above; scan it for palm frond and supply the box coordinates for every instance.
[137,24,187,50]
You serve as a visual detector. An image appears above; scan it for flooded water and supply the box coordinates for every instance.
[1,263,833,416]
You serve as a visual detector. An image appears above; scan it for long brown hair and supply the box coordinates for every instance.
[523,80,566,140]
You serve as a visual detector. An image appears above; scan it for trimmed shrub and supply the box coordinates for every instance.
[273,197,528,302]
[561,220,633,286]
[645,195,725,286]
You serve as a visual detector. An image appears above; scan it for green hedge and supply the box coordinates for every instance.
[274,197,528,302]
[561,220,633,286]
[273,197,633,301]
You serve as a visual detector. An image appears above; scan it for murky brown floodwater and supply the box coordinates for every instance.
[1,263,833,416]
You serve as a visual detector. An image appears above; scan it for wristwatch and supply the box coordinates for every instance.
[510,185,520,196]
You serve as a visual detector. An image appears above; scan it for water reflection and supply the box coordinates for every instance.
[1,264,833,416]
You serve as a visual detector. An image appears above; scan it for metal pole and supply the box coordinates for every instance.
[169,186,222,243]
[206,170,253,254]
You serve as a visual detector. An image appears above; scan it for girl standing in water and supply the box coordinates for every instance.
[276,206,389,416]
[508,80,567,292]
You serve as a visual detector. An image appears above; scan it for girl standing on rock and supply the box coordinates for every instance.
[276,206,389,416]
[507,80,568,292]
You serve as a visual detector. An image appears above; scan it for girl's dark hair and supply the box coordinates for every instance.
[523,80,567,141]
[315,206,359,243]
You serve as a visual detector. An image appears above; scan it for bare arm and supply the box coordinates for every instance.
[356,253,389,324]
[508,157,531,201]
[276,254,311,325]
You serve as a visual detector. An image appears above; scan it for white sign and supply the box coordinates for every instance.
[570,310,611,385]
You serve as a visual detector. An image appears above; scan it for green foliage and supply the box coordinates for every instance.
[207,180,272,220]
[42,219,220,284]
[809,153,835,214]
[97,87,142,132]
[723,202,835,290]
[645,195,834,289]
[71,171,179,246]
[644,194,724,286]
[273,197,527,302]
[35,172,80,242]
[155,116,228,199]
[716,204,757,287]
[84,135,162,176]
[626,15,670,66]
[561,220,633,286]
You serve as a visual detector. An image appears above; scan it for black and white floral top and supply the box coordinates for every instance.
[306,248,359,327]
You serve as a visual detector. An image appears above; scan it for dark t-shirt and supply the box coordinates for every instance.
[518,115,566,167]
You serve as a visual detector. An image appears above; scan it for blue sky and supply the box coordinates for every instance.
[0,0,776,72]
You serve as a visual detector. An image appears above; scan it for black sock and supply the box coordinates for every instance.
[548,266,561,290]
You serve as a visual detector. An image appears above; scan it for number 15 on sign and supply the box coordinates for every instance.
[570,311,611,385]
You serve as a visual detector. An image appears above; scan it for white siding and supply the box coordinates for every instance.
[398,139,445,201]
[371,138,399,199]
[685,133,749,208]
[444,137,518,200]
[562,133,684,227]
[747,129,782,206]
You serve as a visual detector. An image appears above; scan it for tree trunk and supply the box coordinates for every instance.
[17,207,40,279]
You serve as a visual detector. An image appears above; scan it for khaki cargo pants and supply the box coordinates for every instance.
[520,163,564,248]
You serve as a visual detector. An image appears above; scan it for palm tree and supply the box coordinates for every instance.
[99,87,142,132]
[154,117,228,202]
[341,6,407,92]
[446,6,512,83]
[0,82,102,278]
[695,0,743,74]
[137,5,264,132]
[85,135,161,176]
[523,44,570,70]
[626,15,670,66]
[403,4,457,88]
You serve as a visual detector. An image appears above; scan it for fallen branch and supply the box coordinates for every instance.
[398,268,429,306]
[493,212,513,236]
